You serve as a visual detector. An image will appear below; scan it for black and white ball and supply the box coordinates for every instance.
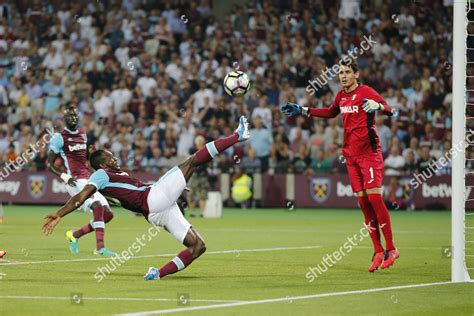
[223,71,251,97]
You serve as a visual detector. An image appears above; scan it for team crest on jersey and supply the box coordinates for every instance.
[310,177,331,204]
[28,175,47,199]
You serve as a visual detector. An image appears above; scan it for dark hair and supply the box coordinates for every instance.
[64,106,77,115]
[339,57,359,73]
[90,149,107,170]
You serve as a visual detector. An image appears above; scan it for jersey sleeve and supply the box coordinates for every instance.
[308,91,341,118]
[88,169,110,190]
[48,133,64,154]
[308,104,340,118]
[364,86,393,116]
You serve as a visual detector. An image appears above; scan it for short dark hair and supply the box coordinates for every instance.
[64,106,77,114]
[90,149,107,170]
[339,57,359,73]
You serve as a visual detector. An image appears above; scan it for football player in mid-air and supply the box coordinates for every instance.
[281,58,399,272]
[48,107,116,256]
[43,116,250,280]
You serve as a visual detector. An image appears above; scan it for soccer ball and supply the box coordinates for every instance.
[223,71,251,97]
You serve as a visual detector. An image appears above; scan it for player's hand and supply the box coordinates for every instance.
[88,144,96,154]
[362,98,384,113]
[67,176,78,187]
[61,173,77,186]
[280,102,308,117]
[42,213,61,235]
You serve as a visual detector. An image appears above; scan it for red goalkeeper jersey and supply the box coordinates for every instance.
[309,84,393,157]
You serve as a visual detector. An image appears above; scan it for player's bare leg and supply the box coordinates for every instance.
[0,250,6,258]
[357,190,386,272]
[365,187,399,269]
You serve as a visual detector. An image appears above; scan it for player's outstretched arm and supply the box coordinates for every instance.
[280,102,340,118]
[42,184,97,235]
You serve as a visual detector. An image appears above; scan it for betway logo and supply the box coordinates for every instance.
[68,143,87,152]
[337,182,357,197]
[0,181,20,196]
[340,106,359,114]
[422,183,451,198]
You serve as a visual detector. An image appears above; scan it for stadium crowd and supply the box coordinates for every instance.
[0,0,454,178]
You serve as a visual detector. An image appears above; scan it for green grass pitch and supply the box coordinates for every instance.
[0,205,473,315]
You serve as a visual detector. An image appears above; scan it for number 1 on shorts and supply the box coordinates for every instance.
[368,167,374,184]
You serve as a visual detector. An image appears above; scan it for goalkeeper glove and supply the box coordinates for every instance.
[362,98,384,113]
[280,102,309,117]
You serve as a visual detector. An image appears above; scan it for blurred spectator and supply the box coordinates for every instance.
[249,116,272,172]
[188,136,209,218]
[310,151,331,174]
[416,145,436,173]
[385,145,405,176]
[291,144,311,174]
[231,168,252,208]
[241,146,261,174]
[375,115,392,155]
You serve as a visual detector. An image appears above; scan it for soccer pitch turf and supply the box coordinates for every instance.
[0,206,472,315]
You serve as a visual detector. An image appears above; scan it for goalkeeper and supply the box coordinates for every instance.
[281,58,399,272]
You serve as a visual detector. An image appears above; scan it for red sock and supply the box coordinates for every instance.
[104,210,114,223]
[92,204,105,250]
[358,196,384,253]
[159,249,194,278]
[368,194,396,251]
[195,133,239,164]
[73,223,93,239]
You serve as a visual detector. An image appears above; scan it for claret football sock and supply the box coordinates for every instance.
[195,133,239,165]
[92,205,105,250]
[158,249,194,278]
[73,223,93,239]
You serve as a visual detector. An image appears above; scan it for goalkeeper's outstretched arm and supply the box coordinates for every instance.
[280,102,340,118]
[307,104,340,118]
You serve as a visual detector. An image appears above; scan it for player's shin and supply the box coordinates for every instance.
[73,223,94,239]
[92,204,106,250]
[194,133,239,165]
[158,248,195,278]
[358,196,384,253]
[367,194,396,251]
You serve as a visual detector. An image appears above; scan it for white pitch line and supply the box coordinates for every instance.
[0,295,244,303]
[116,281,454,316]
[198,227,449,235]
[0,245,321,266]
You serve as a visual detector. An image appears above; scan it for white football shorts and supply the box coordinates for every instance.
[65,178,109,212]
[146,166,192,243]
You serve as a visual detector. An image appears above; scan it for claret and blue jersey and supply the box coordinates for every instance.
[49,127,90,179]
[88,168,152,217]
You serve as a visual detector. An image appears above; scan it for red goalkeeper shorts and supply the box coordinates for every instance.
[345,151,384,193]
